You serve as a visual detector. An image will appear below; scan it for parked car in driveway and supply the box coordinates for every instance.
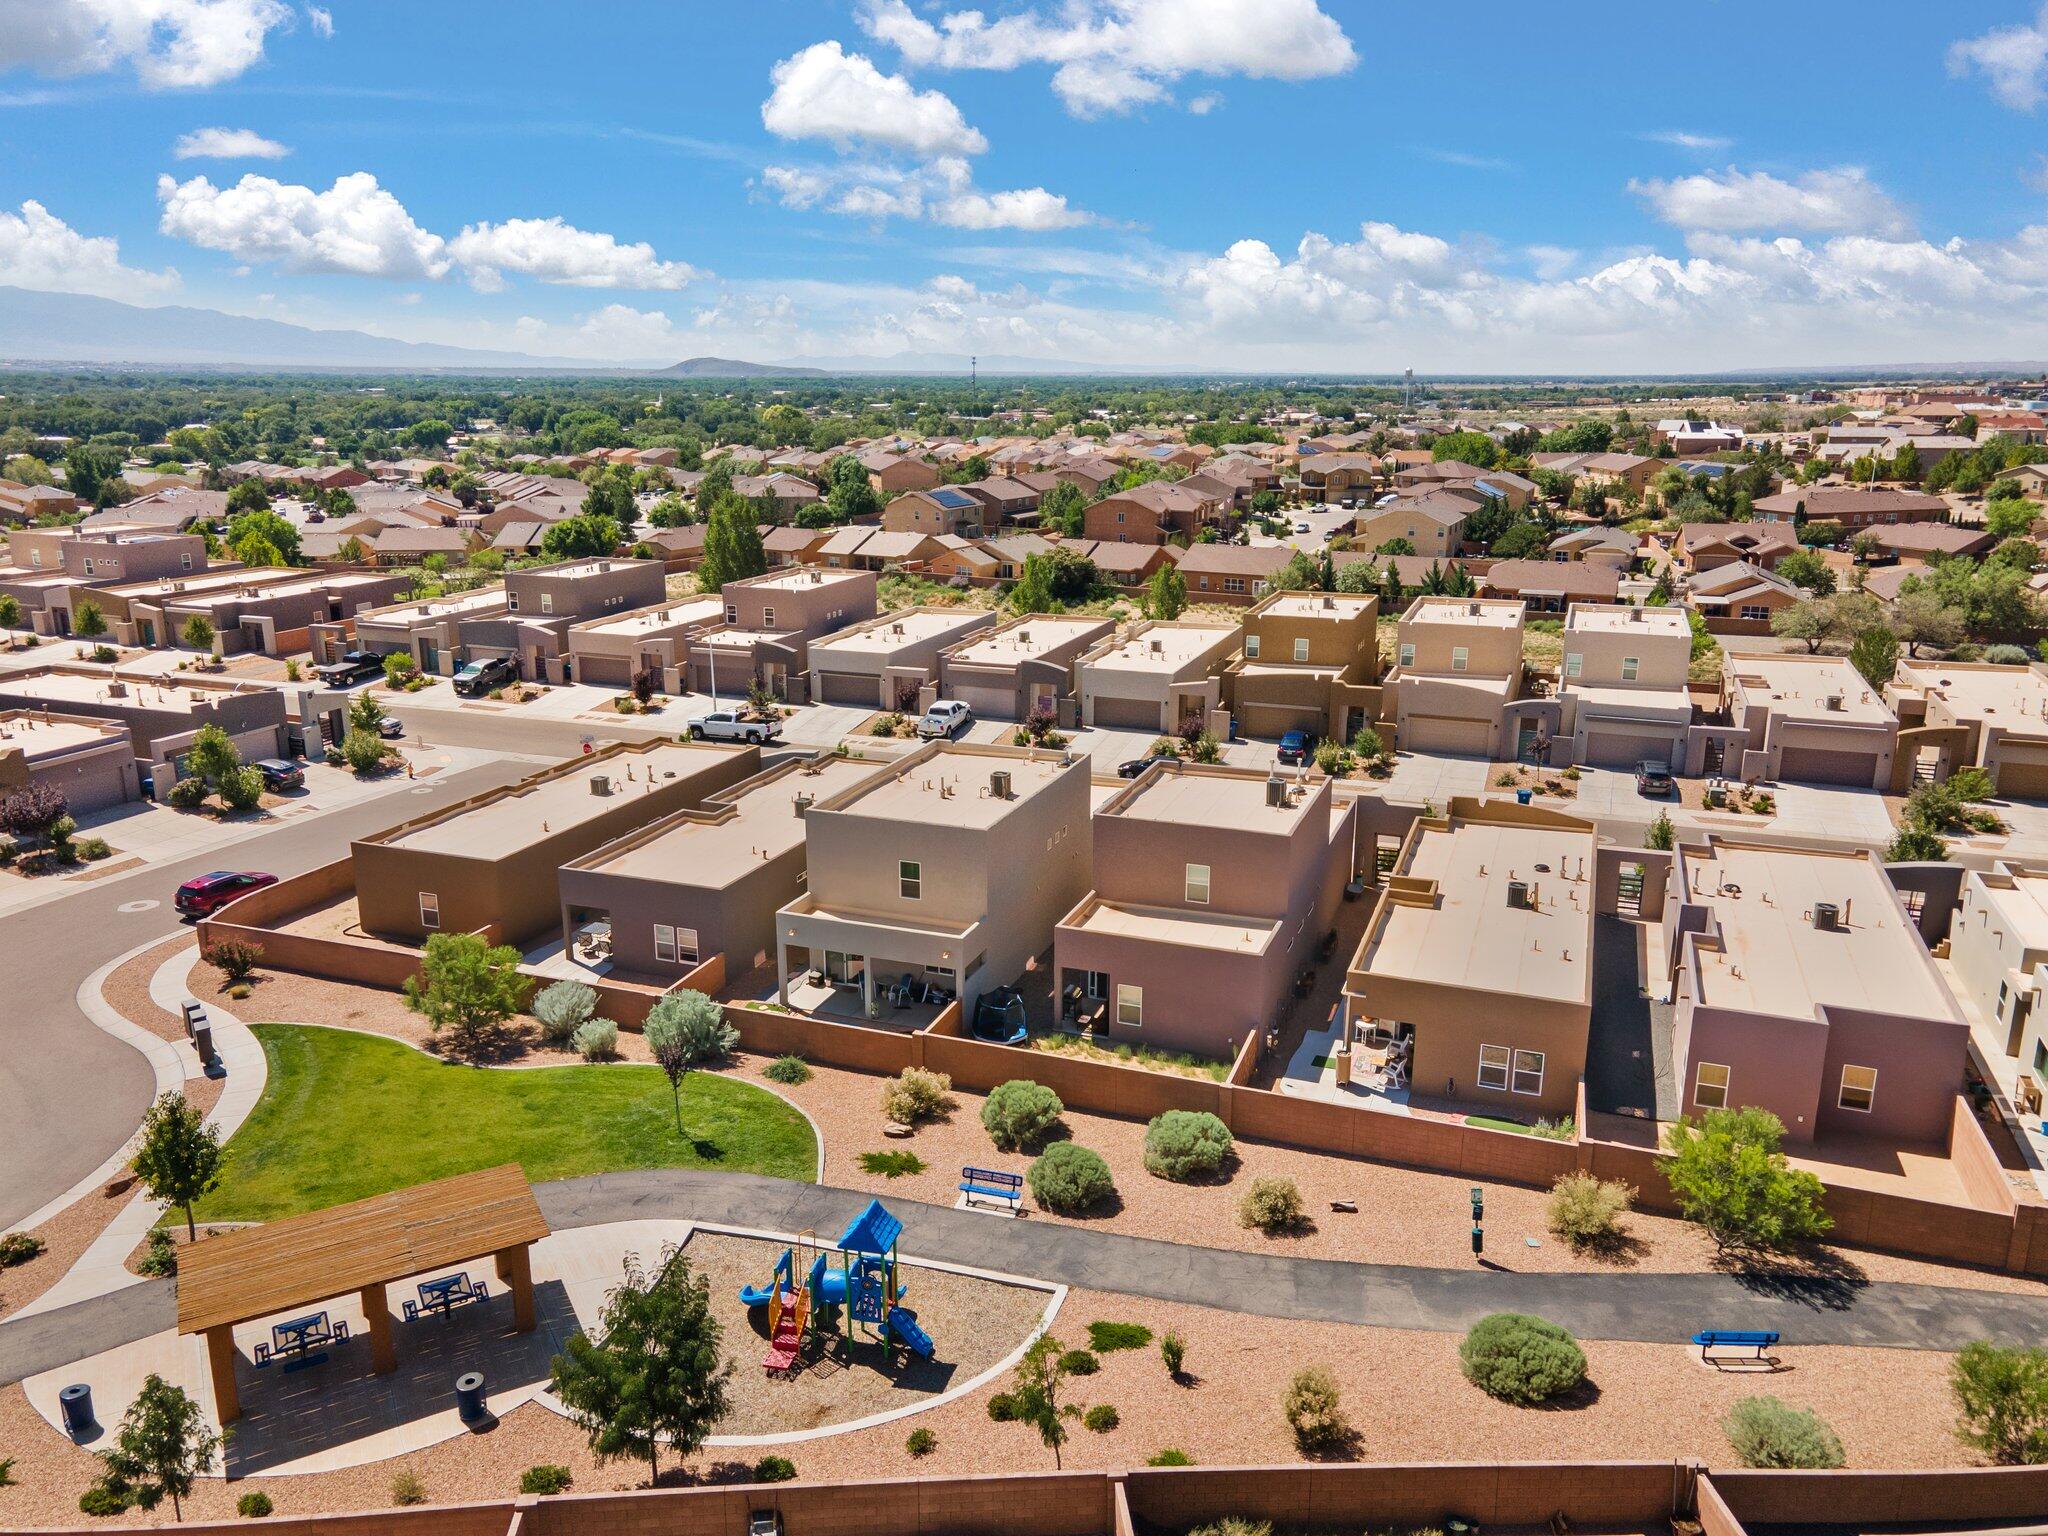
[175,870,277,918]
[1636,760,1675,797]
[1116,757,1154,779]
[376,716,405,739]
[452,656,519,697]
[252,758,304,791]
[311,650,384,687]
[688,710,782,744]
[1277,729,1311,766]
[916,700,973,739]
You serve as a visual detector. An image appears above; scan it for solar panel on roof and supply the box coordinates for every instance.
[932,487,976,508]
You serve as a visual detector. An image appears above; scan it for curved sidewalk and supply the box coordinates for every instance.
[6,1167,2044,1389]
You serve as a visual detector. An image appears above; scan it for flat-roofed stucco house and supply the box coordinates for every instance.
[1667,836,1968,1145]
[565,595,723,691]
[1558,604,1693,770]
[313,586,510,676]
[683,567,878,700]
[774,742,1093,1018]
[1055,763,1358,1058]
[352,739,758,946]
[1724,653,1897,788]
[1225,589,1383,743]
[936,614,1115,722]
[0,665,288,784]
[806,606,996,709]
[1384,596,1525,758]
[1885,660,2048,798]
[1345,801,1597,1121]
[0,710,142,814]
[1076,619,1241,732]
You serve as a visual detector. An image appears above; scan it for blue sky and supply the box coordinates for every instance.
[7,1,2048,370]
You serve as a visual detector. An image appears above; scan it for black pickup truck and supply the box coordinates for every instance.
[311,650,385,686]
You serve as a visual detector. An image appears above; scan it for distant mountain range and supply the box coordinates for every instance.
[657,356,824,378]
[780,350,1127,375]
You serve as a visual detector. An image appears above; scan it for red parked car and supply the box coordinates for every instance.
[174,870,277,918]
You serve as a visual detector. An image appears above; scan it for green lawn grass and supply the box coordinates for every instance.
[194,1024,817,1222]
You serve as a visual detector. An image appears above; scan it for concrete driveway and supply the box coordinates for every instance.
[1375,751,1493,803]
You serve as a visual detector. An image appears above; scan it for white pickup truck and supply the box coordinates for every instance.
[687,710,783,745]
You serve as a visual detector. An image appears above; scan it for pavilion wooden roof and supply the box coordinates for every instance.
[176,1164,549,1334]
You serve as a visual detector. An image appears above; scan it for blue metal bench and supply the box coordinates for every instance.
[1692,1328,1779,1366]
[959,1166,1023,1212]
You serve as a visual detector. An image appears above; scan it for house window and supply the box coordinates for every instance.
[1399,642,1416,668]
[1452,646,1469,673]
[1739,604,1770,621]
[2035,1040,2047,1080]
[1512,1049,1545,1096]
[763,606,776,627]
[725,605,738,624]
[540,592,554,615]
[507,590,520,611]
[653,924,700,966]
[899,860,921,900]
[1116,984,1143,1028]
[1293,637,1310,662]
[1838,1064,1878,1113]
[81,557,94,576]
[1185,863,1211,904]
[1223,577,1246,594]
[1477,1044,1511,1092]
[1564,652,1582,678]
[180,552,193,570]
[419,892,440,930]
[1083,970,1109,1000]
[1622,656,1639,682]
[1693,1061,1730,1109]
[1244,634,1261,658]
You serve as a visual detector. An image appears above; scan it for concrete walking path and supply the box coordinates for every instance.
[5,1168,2044,1391]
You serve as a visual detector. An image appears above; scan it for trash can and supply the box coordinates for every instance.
[1515,788,1533,805]
[59,1383,94,1438]
[454,1371,487,1423]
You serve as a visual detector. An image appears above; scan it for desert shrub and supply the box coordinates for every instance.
[986,1391,1018,1422]
[752,1457,796,1483]
[1060,1349,1099,1376]
[1147,1448,1193,1466]
[205,937,264,983]
[228,982,252,1000]
[1723,1396,1845,1469]
[137,1228,178,1277]
[858,1150,926,1178]
[1142,1110,1233,1181]
[1161,1331,1187,1376]
[390,1471,427,1507]
[1986,643,2032,665]
[217,765,265,813]
[1083,1404,1119,1432]
[1530,1116,1576,1141]
[75,835,111,860]
[519,1465,572,1494]
[1088,1321,1153,1353]
[570,1018,617,1061]
[79,1483,135,1517]
[905,1427,936,1457]
[236,1492,273,1517]
[765,1054,811,1084]
[167,776,207,810]
[982,1079,1064,1151]
[1283,1366,1349,1454]
[1950,1340,2048,1464]
[1237,1175,1306,1234]
[532,980,597,1044]
[1459,1313,1587,1405]
[881,1066,953,1125]
[0,1231,47,1267]
[1027,1142,1114,1213]
[1546,1172,1635,1249]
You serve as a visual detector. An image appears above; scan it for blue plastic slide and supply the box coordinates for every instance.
[884,1306,934,1358]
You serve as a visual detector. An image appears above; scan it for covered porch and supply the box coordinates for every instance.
[774,894,984,1024]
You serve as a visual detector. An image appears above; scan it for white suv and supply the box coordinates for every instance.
[916,700,974,739]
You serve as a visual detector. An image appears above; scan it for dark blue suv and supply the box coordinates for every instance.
[1277,729,1311,766]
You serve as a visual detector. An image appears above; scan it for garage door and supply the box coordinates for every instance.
[1241,701,1328,737]
[1778,745,1878,787]
[1090,694,1162,730]
[951,682,1018,720]
[1402,715,1492,756]
[1584,730,1677,770]
[1993,755,2048,800]
[576,655,632,689]
[817,670,881,707]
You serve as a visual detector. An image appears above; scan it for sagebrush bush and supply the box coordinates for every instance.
[1027,1142,1115,1213]
[765,1054,811,1085]
[390,1472,427,1507]
[167,776,207,809]
[519,1465,573,1494]
[1060,1349,1099,1376]
[236,1492,273,1518]
[752,1456,796,1483]
[0,1232,47,1267]
[1546,1172,1635,1249]
[1722,1396,1845,1469]
[905,1427,936,1457]
[570,1018,617,1061]
[1148,1448,1193,1467]
[1459,1313,1587,1405]
[1237,1175,1306,1234]
[532,980,596,1044]
[982,1079,1064,1151]
[1142,1110,1233,1181]
[1083,1403,1119,1433]
[881,1066,953,1125]
[1283,1367,1349,1454]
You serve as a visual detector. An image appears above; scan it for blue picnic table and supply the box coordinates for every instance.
[404,1272,486,1322]
[256,1311,346,1371]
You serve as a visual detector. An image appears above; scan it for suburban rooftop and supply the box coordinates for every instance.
[741,567,870,593]
[1402,596,1525,630]
[1677,839,1953,1023]
[1897,660,2048,725]
[1088,622,1238,672]
[1974,863,2048,951]
[1257,592,1376,622]
[0,668,260,713]
[573,596,721,637]
[808,607,985,656]
[0,711,127,759]
[1103,761,1321,833]
[378,741,739,857]
[1731,655,1895,725]
[356,586,509,622]
[946,615,1109,666]
[1360,810,1596,1006]
[1565,605,1691,637]
[1064,895,1277,956]
[568,755,886,885]
[813,742,1079,830]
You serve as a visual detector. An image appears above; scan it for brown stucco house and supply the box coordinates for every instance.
[936,614,1116,721]
[1225,589,1383,743]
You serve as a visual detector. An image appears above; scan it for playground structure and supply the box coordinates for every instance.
[739,1200,936,1375]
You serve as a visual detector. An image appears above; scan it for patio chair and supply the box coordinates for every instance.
[889,972,917,1008]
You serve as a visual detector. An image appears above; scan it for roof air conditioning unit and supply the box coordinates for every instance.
[107,680,128,697]
[1824,694,1845,712]
[990,769,1013,799]
[1507,879,1531,909]
[1265,774,1286,808]
[1813,901,1840,931]
[794,793,814,818]
[1467,601,1481,615]
[590,775,614,797]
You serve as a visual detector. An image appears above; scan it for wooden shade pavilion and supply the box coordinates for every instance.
[176,1165,550,1422]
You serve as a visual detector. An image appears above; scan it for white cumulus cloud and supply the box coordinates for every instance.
[857,0,1355,117]
[0,199,179,301]
[0,0,295,88]
[762,40,987,157]
[762,155,1093,231]
[1950,5,2048,110]
[172,125,289,159]
[1628,166,1912,239]
[448,216,699,292]
[155,170,450,279]
[932,186,1091,231]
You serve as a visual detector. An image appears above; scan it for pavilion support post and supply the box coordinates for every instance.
[361,1282,396,1374]
[497,1244,536,1331]
[204,1325,240,1424]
